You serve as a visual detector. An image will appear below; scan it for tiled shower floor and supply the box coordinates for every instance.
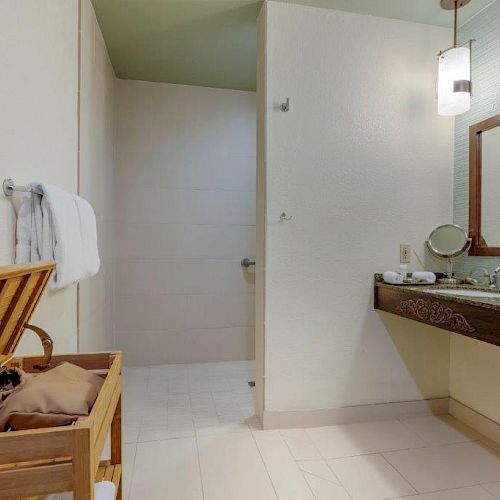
[122,361,500,500]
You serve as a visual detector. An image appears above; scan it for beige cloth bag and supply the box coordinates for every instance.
[0,362,104,431]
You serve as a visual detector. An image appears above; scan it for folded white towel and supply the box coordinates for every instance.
[15,182,100,290]
[95,481,116,500]
[42,480,116,500]
[383,271,404,284]
[412,271,436,284]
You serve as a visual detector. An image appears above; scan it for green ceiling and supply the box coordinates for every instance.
[92,0,496,92]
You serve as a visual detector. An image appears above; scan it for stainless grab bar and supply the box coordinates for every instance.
[241,258,255,268]
[3,178,43,196]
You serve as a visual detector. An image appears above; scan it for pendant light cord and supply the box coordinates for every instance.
[454,0,458,46]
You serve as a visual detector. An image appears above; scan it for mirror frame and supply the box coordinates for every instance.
[469,113,500,256]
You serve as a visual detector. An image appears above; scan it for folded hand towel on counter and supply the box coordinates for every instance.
[412,271,436,284]
[15,182,100,290]
[383,271,404,284]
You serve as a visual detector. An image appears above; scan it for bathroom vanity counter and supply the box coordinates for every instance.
[374,276,500,346]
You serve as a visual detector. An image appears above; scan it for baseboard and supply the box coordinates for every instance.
[262,397,450,430]
[449,398,500,445]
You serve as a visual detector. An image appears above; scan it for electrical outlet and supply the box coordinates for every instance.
[400,244,411,264]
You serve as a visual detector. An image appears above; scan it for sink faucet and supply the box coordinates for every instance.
[491,267,500,290]
[467,267,500,289]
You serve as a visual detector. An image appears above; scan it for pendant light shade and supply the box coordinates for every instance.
[438,46,471,116]
[437,0,473,117]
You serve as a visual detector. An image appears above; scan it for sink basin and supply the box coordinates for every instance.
[424,288,500,299]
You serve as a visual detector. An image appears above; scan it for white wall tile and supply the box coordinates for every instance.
[117,327,254,365]
[115,293,253,332]
[186,293,255,329]
[115,260,254,296]
[115,188,255,226]
[115,81,256,364]
[115,295,189,331]
[116,153,256,193]
[116,224,255,261]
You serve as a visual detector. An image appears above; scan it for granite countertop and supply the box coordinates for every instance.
[374,273,500,311]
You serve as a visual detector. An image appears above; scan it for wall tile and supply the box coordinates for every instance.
[115,294,189,331]
[115,188,255,226]
[115,260,254,296]
[116,223,255,261]
[116,154,256,193]
[116,327,254,365]
[115,81,256,364]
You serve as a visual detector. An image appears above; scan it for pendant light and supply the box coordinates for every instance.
[437,0,473,116]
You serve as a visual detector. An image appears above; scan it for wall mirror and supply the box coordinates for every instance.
[469,114,500,256]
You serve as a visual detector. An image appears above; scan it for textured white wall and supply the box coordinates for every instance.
[0,0,79,355]
[114,80,256,365]
[78,0,116,352]
[260,2,454,412]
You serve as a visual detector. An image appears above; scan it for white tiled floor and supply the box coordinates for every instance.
[122,361,500,500]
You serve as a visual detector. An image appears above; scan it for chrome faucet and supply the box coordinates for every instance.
[467,267,500,289]
[491,267,500,290]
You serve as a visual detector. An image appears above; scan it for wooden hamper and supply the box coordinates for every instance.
[0,263,122,500]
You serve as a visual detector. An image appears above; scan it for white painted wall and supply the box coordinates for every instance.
[0,0,115,356]
[0,0,79,355]
[259,2,454,414]
[114,80,256,365]
[79,0,116,352]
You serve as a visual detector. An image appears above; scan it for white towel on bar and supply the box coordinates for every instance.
[15,182,100,290]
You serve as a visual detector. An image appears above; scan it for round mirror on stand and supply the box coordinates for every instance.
[426,224,472,284]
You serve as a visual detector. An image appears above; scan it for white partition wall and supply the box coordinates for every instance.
[257,1,454,422]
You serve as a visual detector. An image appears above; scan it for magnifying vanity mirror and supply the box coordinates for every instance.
[469,114,500,255]
[427,224,471,284]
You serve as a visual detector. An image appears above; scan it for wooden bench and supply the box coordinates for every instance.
[0,263,122,500]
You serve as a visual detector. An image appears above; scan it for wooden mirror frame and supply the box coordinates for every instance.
[469,114,500,256]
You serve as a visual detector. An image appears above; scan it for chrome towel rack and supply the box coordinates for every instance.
[3,179,43,197]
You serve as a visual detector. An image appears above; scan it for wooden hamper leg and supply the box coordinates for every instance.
[73,426,94,500]
[111,396,122,500]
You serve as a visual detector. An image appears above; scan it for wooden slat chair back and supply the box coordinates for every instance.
[0,263,54,367]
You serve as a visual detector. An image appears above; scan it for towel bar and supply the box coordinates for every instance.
[3,178,43,197]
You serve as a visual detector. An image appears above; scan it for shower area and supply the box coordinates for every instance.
[113,80,257,368]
